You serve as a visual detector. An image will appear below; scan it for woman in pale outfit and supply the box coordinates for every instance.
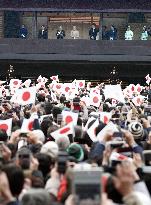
[125,26,133,40]
[141,26,148,40]
[70,26,79,39]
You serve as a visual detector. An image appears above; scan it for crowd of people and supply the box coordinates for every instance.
[19,23,151,40]
[0,76,151,205]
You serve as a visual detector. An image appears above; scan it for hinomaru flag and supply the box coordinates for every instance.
[10,87,36,105]
[104,84,125,103]
[0,118,12,136]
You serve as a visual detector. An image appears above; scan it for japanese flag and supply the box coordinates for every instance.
[0,81,6,85]
[50,75,59,82]
[86,119,99,142]
[0,118,12,136]
[110,152,128,162]
[97,121,118,142]
[135,84,142,93]
[90,92,102,107]
[62,83,72,96]
[37,75,43,83]
[76,80,85,89]
[51,122,74,140]
[22,79,31,88]
[104,84,125,103]
[99,112,112,124]
[132,95,144,107]
[21,118,34,132]
[145,74,151,85]
[53,83,63,92]
[128,84,136,93]
[10,87,36,105]
[9,79,22,88]
[62,110,78,126]
[80,96,90,106]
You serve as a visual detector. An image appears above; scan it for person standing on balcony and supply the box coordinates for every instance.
[56,26,65,39]
[71,26,79,39]
[125,26,134,40]
[108,25,117,40]
[89,23,99,40]
[141,26,148,40]
[38,25,48,39]
[19,25,28,39]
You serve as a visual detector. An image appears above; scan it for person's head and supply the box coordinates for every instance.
[2,164,24,197]
[91,23,96,29]
[59,26,62,31]
[127,26,130,31]
[41,25,45,30]
[22,24,25,28]
[73,26,77,31]
[111,25,114,30]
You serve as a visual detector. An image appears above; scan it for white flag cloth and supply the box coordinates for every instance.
[51,122,74,140]
[9,79,22,89]
[87,119,99,142]
[145,74,151,85]
[0,118,12,136]
[21,118,34,132]
[50,75,59,82]
[0,81,6,85]
[76,80,85,89]
[10,87,36,105]
[97,121,119,142]
[62,110,78,126]
[104,84,125,103]
[22,79,31,88]
[132,95,145,107]
[90,92,102,107]
[99,112,112,124]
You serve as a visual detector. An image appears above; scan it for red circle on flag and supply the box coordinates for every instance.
[79,82,83,87]
[56,85,61,89]
[93,96,99,103]
[0,123,8,131]
[28,121,33,131]
[65,115,73,124]
[60,127,70,134]
[131,86,135,92]
[104,116,109,124]
[22,91,31,101]
[13,81,18,85]
[137,98,141,104]
[137,87,141,93]
[65,87,70,92]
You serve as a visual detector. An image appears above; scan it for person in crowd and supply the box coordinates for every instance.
[38,25,48,39]
[141,26,148,40]
[102,25,108,40]
[89,23,99,40]
[19,25,28,39]
[108,25,117,40]
[56,26,65,39]
[70,26,79,39]
[0,76,151,205]
[125,25,134,40]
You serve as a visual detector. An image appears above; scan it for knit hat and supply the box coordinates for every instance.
[40,141,59,159]
[67,143,84,162]
[128,122,144,140]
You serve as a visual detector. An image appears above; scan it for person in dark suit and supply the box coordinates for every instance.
[19,24,28,39]
[38,25,48,39]
[56,26,65,39]
[89,23,99,40]
[107,25,117,40]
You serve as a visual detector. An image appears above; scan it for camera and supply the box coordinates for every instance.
[72,166,103,204]
[57,151,68,174]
